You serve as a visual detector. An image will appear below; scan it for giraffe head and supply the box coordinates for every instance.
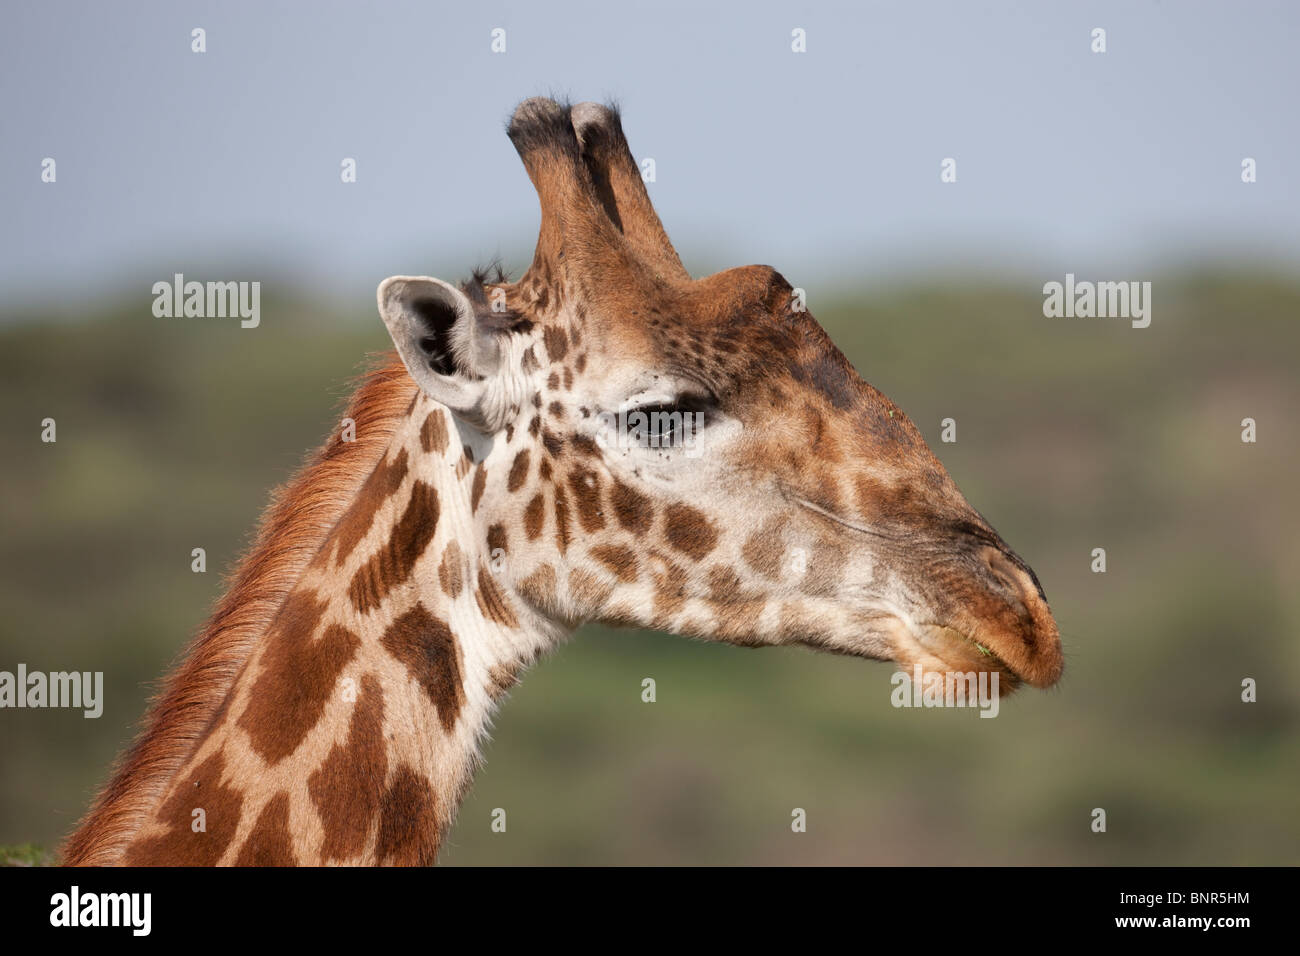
[379,98,1062,696]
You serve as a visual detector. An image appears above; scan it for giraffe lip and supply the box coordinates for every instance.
[902,623,1023,690]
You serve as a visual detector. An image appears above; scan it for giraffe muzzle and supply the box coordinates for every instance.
[922,544,1064,691]
[876,537,1064,697]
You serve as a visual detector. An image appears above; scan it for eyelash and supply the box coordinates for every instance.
[618,396,711,448]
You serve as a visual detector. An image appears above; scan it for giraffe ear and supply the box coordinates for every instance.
[377,275,505,428]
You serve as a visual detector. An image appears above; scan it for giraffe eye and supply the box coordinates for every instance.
[618,395,711,450]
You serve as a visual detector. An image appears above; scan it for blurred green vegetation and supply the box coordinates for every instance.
[0,844,53,867]
[1,272,1297,864]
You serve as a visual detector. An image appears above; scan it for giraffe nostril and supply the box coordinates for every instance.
[981,547,1028,601]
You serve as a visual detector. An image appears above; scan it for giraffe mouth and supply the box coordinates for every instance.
[893,622,1024,696]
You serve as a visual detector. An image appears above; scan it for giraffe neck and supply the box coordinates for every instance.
[121,396,564,865]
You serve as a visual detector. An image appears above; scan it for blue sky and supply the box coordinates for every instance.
[2,0,1297,314]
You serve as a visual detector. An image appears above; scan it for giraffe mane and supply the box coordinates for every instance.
[61,351,417,865]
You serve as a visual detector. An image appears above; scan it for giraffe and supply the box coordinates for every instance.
[63,97,1063,866]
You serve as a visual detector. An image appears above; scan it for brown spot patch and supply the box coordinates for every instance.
[475,565,519,628]
[797,404,843,464]
[542,429,564,457]
[507,449,531,493]
[521,345,541,373]
[123,750,243,865]
[517,563,558,614]
[470,464,486,513]
[742,516,789,579]
[238,590,360,764]
[590,543,639,583]
[801,538,847,598]
[348,480,440,613]
[569,568,614,610]
[570,434,599,457]
[233,792,296,866]
[707,565,748,602]
[853,474,916,524]
[610,479,653,534]
[706,565,766,641]
[326,448,409,567]
[664,503,719,561]
[376,764,439,866]
[420,411,449,455]
[309,674,387,863]
[543,325,569,362]
[437,541,466,598]
[569,466,605,532]
[487,523,509,556]
[651,556,690,619]
[715,611,766,645]
[380,603,465,733]
[524,492,546,540]
[553,483,572,554]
